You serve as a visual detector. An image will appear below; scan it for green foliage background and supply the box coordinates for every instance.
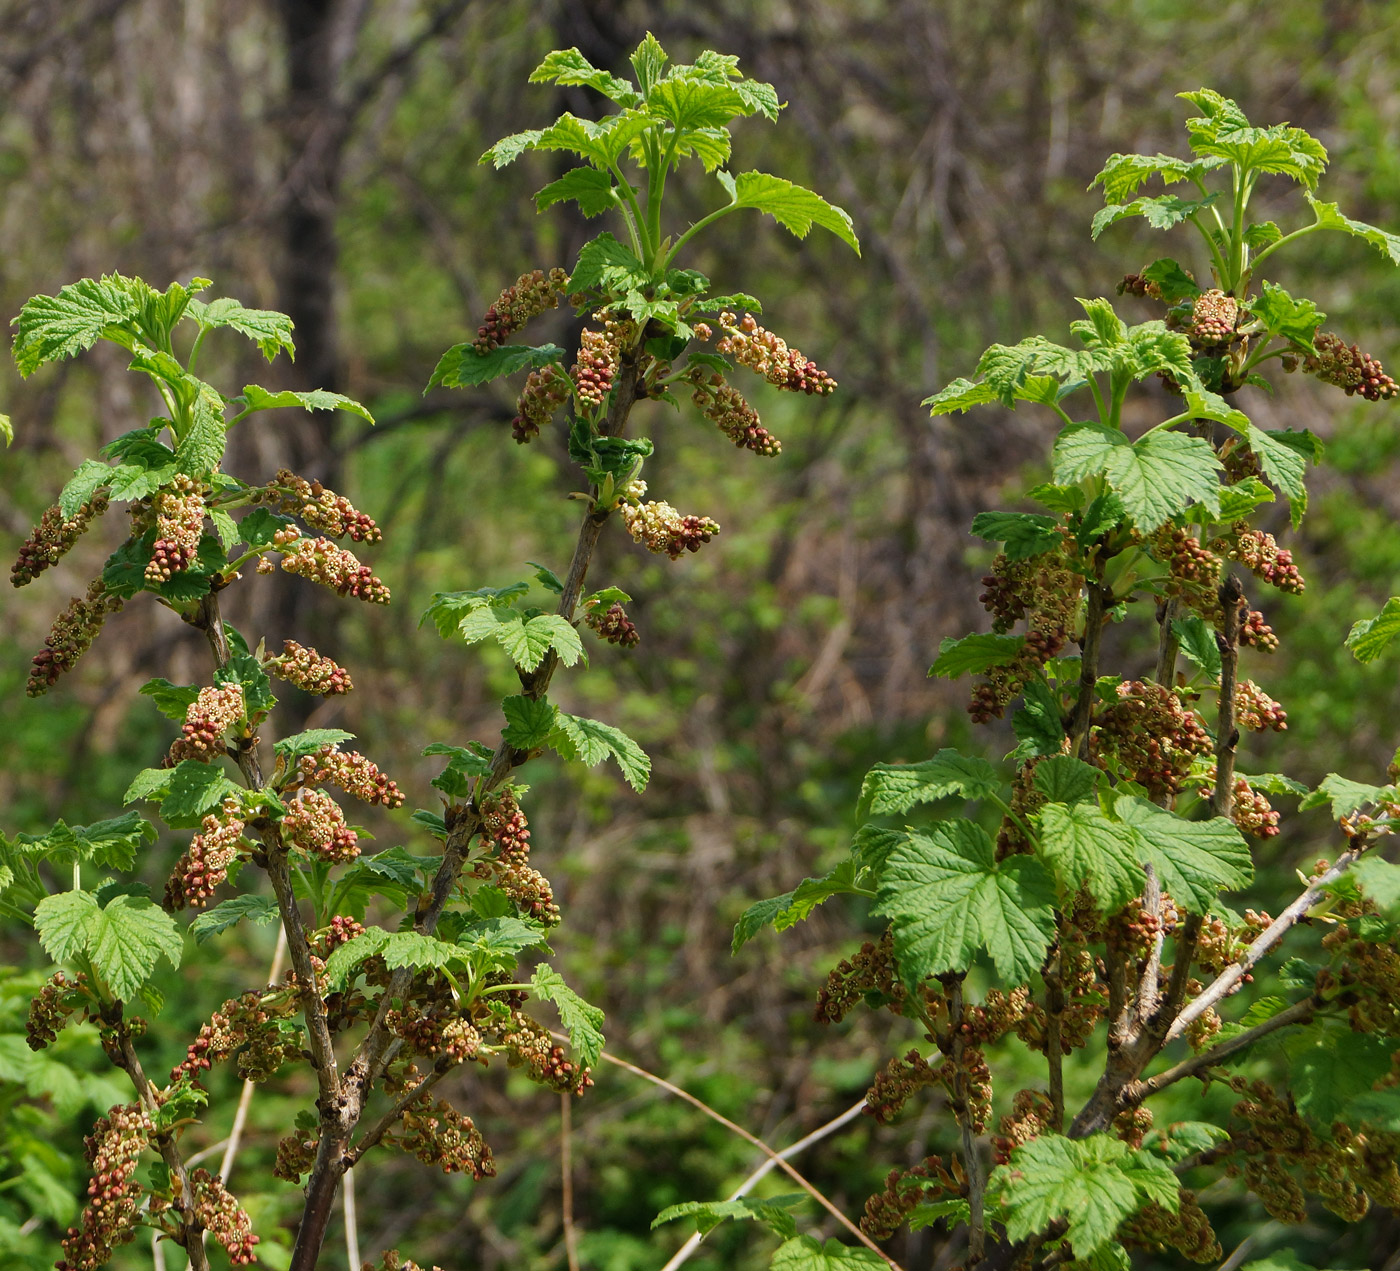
[4,2,1400,1268]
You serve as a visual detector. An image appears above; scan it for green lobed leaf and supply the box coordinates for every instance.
[970,512,1062,560]
[160,760,241,827]
[1171,615,1222,680]
[929,633,1025,679]
[186,296,294,361]
[426,342,566,392]
[535,167,621,217]
[1012,676,1067,757]
[324,928,389,989]
[906,1198,973,1231]
[857,750,1001,819]
[501,695,559,751]
[189,895,279,944]
[140,678,199,721]
[1289,1025,1394,1125]
[1246,281,1323,352]
[1140,258,1201,304]
[652,1195,801,1240]
[1090,152,1211,205]
[1090,192,1221,240]
[531,964,605,1068]
[769,1237,890,1270]
[1038,801,1146,913]
[1055,424,1221,531]
[875,819,1056,988]
[58,459,115,519]
[548,712,651,791]
[424,741,493,798]
[1300,773,1394,819]
[529,48,642,106]
[922,376,1000,416]
[12,274,144,377]
[173,383,228,475]
[34,890,100,963]
[717,170,860,254]
[731,859,864,953]
[1346,597,1400,664]
[89,894,182,1002]
[239,385,373,424]
[1306,193,1400,265]
[1114,796,1253,909]
[568,232,645,294]
[274,729,355,761]
[1031,756,1101,805]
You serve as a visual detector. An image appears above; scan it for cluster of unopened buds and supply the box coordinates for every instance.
[1094,680,1213,797]
[1114,1105,1155,1149]
[385,1064,497,1176]
[496,1010,592,1094]
[26,970,86,1049]
[144,475,206,583]
[714,311,837,395]
[299,745,405,807]
[172,988,296,1084]
[860,1157,963,1241]
[1218,525,1305,594]
[56,1103,152,1271]
[273,1127,320,1182]
[992,1088,1056,1165]
[265,638,353,694]
[279,532,390,603]
[259,469,381,541]
[620,481,719,559]
[389,1005,484,1063]
[496,862,560,925]
[11,492,109,586]
[1239,608,1279,652]
[1231,776,1281,837]
[685,368,782,454]
[1119,1191,1222,1263]
[511,362,571,443]
[584,599,640,647]
[480,789,530,864]
[190,1169,259,1264]
[1187,288,1239,345]
[282,788,359,862]
[473,268,567,352]
[165,798,246,910]
[1153,525,1220,590]
[572,325,618,409]
[864,1050,936,1124]
[27,579,124,696]
[1235,679,1288,732]
[814,932,905,1023]
[169,683,245,763]
[314,914,366,957]
[1291,331,1400,401]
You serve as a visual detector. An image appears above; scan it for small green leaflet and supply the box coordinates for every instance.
[59,459,115,519]
[274,729,356,761]
[856,750,1000,819]
[970,511,1061,560]
[568,232,644,294]
[1306,193,1400,266]
[549,712,651,792]
[12,274,144,377]
[652,1195,802,1240]
[10,812,156,872]
[1300,773,1395,819]
[174,383,229,476]
[1031,755,1101,805]
[769,1236,886,1270]
[929,633,1025,679]
[423,740,493,798]
[714,170,860,254]
[239,385,373,424]
[140,678,200,721]
[159,760,242,827]
[35,890,182,1002]
[501,695,559,751]
[1012,676,1066,757]
[1114,796,1253,909]
[1090,192,1222,240]
[426,343,565,392]
[1346,597,1400,663]
[731,859,864,952]
[874,819,1056,988]
[1171,615,1222,679]
[324,928,462,989]
[457,606,584,673]
[1140,258,1201,304]
[1038,801,1146,913]
[186,296,295,362]
[0,413,10,445]
[1090,151,1211,205]
[531,964,605,1068]
[1246,281,1323,352]
[535,168,621,217]
[988,1134,1178,1257]
[1052,424,1220,531]
[189,895,279,944]
[528,48,642,107]
[906,1198,973,1231]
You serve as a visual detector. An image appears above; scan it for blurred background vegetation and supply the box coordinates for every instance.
[3,1,1400,1267]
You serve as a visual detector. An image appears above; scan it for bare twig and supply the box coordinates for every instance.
[574,1038,904,1270]
[660,1099,870,1271]
[344,1165,361,1270]
[1069,579,1108,760]
[347,1065,451,1165]
[561,1093,581,1271]
[945,978,985,1260]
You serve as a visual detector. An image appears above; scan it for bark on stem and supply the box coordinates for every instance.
[1069,578,1108,760]
[944,977,986,1262]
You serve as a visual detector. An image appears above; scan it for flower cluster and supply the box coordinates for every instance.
[265,638,353,694]
[571,325,619,409]
[1234,679,1288,732]
[511,362,572,443]
[164,798,247,910]
[1298,331,1399,400]
[11,492,109,586]
[496,863,560,926]
[584,599,640,647]
[299,745,405,807]
[274,1127,320,1182]
[1322,924,1400,1034]
[1239,608,1279,653]
[1218,525,1305,594]
[190,1169,259,1264]
[384,1063,496,1176]
[480,788,530,865]
[280,534,391,603]
[1094,680,1213,798]
[992,1088,1056,1165]
[864,1050,937,1124]
[169,683,245,763]
[715,311,837,395]
[495,1009,593,1094]
[144,476,206,584]
[620,483,720,559]
[861,1157,963,1241]
[1120,1191,1222,1264]
[814,932,905,1023]
[56,1103,152,1271]
[473,268,568,353]
[686,369,782,454]
[388,1006,483,1064]
[1188,289,1239,345]
[172,988,298,1084]
[1230,776,1281,838]
[1152,525,1221,596]
[260,469,381,541]
[27,579,125,696]
[26,971,86,1050]
[282,788,359,863]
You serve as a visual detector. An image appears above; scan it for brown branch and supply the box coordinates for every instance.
[346,1064,451,1165]
[1212,575,1245,821]
[944,977,986,1261]
[1043,947,1065,1132]
[1069,578,1108,760]
[561,1092,581,1271]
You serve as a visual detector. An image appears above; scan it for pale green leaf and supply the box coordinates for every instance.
[12,274,143,377]
[529,48,642,106]
[535,167,620,217]
[34,890,100,963]
[731,859,864,952]
[1307,194,1400,265]
[59,459,115,519]
[427,343,565,392]
[770,1236,886,1270]
[652,1195,801,1239]
[531,964,604,1067]
[720,170,860,254]
[1031,756,1102,805]
[548,712,650,791]
[240,385,373,424]
[857,750,1001,819]
[187,297,295,361]
[929,633,1025,679]
[502,695,560,751]
[1037,801,1144,913]
[921,377,1002,415]
[970,512,1061,560]
[1347,597,1400,663]
[190,895,279,944]
[1171,615,1222,679]
[174,383,228,475]
[1114,796,1253,909]
[89,894,182,1001]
